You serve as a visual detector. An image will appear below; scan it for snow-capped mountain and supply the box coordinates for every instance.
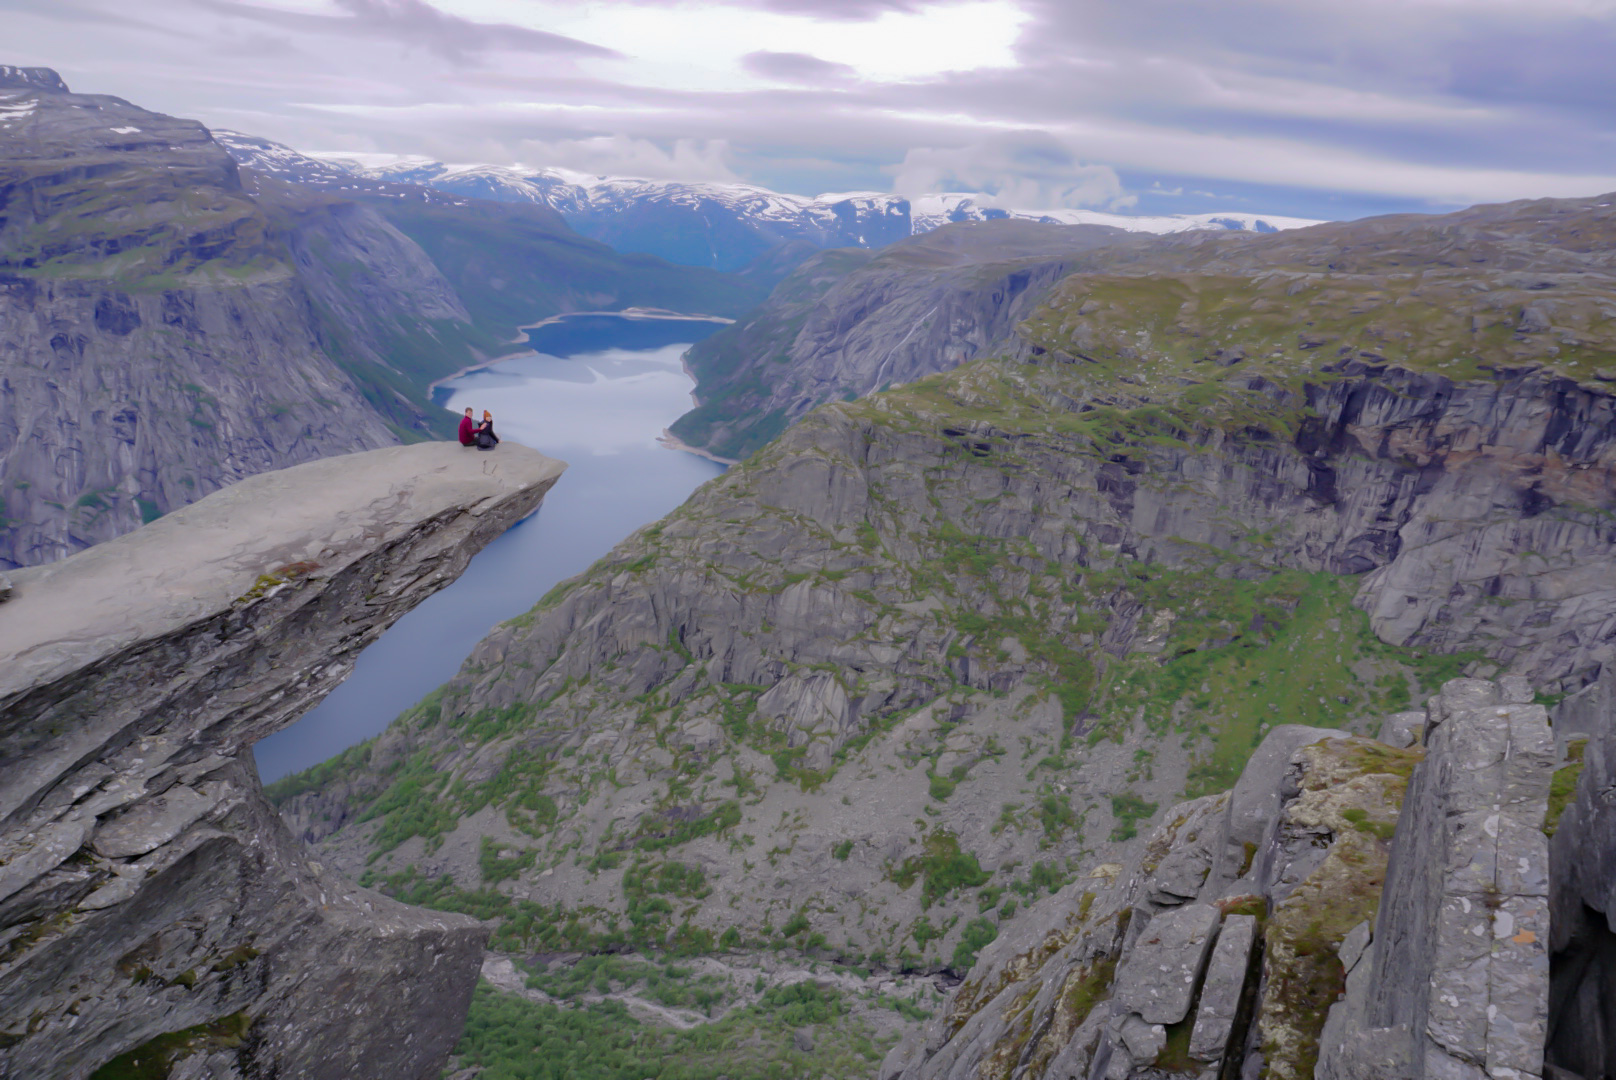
[214,130,1324,272]
[908,194,1321,236]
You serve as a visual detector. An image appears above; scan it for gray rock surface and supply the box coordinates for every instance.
[1113,903,1221,1024]
[1379,711,1426,749]
[886,723,1419,1080]
[281,322,1616,987]
[1225,724,1341,846]
[670,219,1148,459]
[0,443,564,1079]
[1189,913,1257,1064]
[0,71,491,568]
[1317,679,1555,1080]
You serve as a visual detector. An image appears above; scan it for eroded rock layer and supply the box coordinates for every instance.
[0,442,564,1079]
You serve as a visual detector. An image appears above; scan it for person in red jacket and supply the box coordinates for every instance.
[457,407,477,447]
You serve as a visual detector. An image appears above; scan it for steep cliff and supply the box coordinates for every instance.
[269,190,1616,1078]
[276,263,1616,991]
[0,442,565,1079]
[0,68,464,568]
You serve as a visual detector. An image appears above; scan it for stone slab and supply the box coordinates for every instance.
[1190,913,1257,1063]
[0,442,566,701]
[1114,902,1221,1024]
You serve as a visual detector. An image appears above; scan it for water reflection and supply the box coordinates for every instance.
[253,317,725,783]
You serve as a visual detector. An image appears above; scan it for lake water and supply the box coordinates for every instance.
[253,315,727,783]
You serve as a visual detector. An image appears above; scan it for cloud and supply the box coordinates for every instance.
[889,133,1132,210]
[7,0,1616,217]
[514,135,743,183]
[741,0,926,17]
[741,50,858,83]
[194,0,618,65]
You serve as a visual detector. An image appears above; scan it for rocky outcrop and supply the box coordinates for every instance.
[670,188,1616,467]
[883,677,1555,1080]
[268,188,1616,1074]
[0,443,565,1079]
[273,311,1616,985]
[0,69,460,568]
[1317,677,1554,1080]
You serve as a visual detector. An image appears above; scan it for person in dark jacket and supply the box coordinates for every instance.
[475,410,500,451]
[457,407,477,447]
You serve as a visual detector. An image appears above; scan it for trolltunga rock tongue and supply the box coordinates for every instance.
[0,441,565,1080]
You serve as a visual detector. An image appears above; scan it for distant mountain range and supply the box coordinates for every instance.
[213,131,1322,273]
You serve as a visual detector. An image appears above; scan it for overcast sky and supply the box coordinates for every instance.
[7,0,1616,219]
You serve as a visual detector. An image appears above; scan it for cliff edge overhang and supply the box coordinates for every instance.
[0,441,565,1080]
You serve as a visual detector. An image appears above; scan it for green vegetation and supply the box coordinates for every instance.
[453,980,889,1080]
[890,831,992,909]
[525,955,730,1017]
[88,1013,252,1080]
[633,801,742,852]
[480,838,538,884]
[1109,793,1158,842]
[950,917,999,972]
[1546,738,1589,837]
[1259,739,1410,1080]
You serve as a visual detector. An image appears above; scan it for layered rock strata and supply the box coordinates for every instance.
[0,442,565,1079]
[884,677,1555,1080]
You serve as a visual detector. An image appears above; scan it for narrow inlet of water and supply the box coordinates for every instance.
[253,315,727,783]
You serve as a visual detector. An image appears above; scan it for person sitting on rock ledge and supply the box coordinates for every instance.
[475,410,500,451]
[457,406,477,447]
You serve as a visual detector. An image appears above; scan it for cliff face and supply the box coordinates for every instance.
[669,189,1616,463]
[268,189,1616,1075]
[274,299,1616,1000]
[883,676,1555,1080]
[0,442,565,1079]
[0,68,469,568]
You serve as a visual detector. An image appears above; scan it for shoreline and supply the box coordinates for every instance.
[428,309,735,396]
[657,428,739,467]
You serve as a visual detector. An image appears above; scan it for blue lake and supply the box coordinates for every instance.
[253,315,727,783]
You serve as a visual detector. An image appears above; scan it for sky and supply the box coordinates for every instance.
[5,0,1616,220]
